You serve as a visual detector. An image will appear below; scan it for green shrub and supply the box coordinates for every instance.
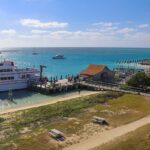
[127,72,150,88]
[0,117,5,123]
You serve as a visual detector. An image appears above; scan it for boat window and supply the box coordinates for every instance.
[0,76,14,80]
[22,75,26,79]
[0,69,13,72]
[11,62,14,66]
[26,74,30,78]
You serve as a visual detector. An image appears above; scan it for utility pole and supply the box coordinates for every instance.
[40,65,47,82]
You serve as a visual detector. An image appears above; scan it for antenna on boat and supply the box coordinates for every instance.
[8,89,13,102]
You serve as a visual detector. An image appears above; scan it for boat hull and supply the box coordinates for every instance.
[0,80,28,92]
[52,55,65,59]
[52,57,65,59]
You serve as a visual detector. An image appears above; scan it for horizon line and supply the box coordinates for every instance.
[0,46,150,50]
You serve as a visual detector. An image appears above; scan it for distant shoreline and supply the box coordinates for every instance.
[0,47,150,51]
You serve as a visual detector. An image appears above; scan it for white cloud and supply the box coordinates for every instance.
[0,21,150,47]
[31,29,50,34]
[89,22,120,36]
[0,29,16,34]
[137,24,149,28]
[92,22,120,27]
[20,19,69,28]
[117,28,135,34]
[50,30,82,36]
[92,22,113,27]
[0,30,150,47]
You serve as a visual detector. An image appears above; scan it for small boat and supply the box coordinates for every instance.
[32,52,38,55]
[52,54,65,59]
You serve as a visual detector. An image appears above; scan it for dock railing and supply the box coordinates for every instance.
[80,80,146,94]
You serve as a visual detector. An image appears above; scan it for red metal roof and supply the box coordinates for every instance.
[80,64,107,76]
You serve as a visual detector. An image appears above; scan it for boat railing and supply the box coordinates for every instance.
[15,68,39,72]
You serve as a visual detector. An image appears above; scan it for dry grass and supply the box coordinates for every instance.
[94,123,150,150]
[0,92,150,150]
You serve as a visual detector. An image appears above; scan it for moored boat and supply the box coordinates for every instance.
[0,60,40,92]
[32,52,38,55]
[52,54,65,59]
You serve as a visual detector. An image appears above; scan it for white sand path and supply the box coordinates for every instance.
[64,115,150,150]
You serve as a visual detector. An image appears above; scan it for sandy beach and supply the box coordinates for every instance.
[0,91,100,115]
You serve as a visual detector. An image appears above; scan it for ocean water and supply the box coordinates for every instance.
[0,47,150,112]
[0,90,90,112]
[1,47,150,78]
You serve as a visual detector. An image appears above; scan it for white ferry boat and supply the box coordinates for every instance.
[0,60,40,92]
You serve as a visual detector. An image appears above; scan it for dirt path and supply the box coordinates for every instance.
[0,91,100,115]
[64,115,150,150]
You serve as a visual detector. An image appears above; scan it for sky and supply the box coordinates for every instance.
[0,0,150,47]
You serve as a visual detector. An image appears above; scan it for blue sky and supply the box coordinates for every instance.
[0,0,150,47]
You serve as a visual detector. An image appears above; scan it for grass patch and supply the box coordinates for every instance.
[11,92,122,130]
[0,117,5,123]
[94,94,150,126]
[0,92,150,150]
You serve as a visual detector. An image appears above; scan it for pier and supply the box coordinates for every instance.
[28,79,148,95]
[80,81,148,95]
[27,63,150,95]
[28,79,80,94]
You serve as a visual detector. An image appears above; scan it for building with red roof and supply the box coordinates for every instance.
[80,64,114,81]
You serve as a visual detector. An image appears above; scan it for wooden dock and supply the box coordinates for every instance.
[80,81,146,95]
[28,78,149,96]
[28,79,80,94]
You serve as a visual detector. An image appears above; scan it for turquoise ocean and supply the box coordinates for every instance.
[1,47,150,78]
[0,47,150,112]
